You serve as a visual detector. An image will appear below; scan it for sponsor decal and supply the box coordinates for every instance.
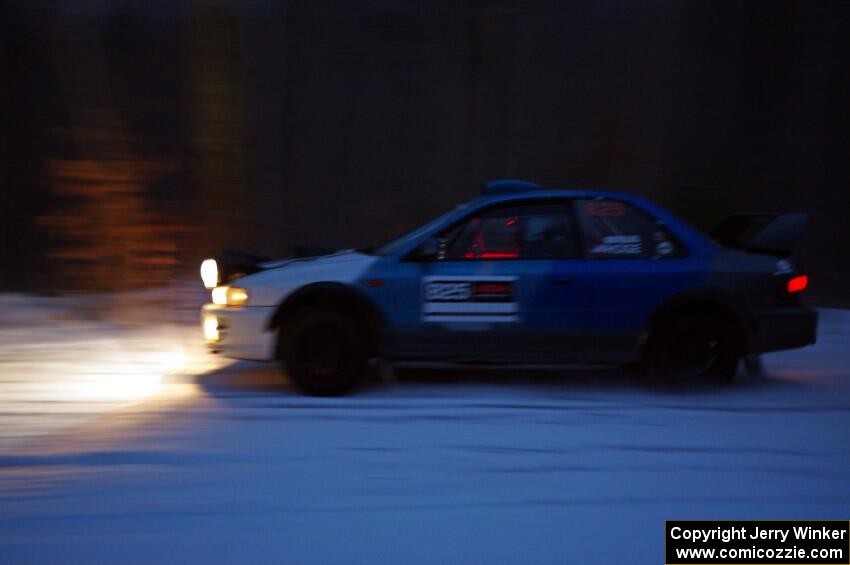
[590,234,643,255]
[774,259,794,275]
[422,276,518,323]
[425,281,472,302]
[656,240,674,256]
[584,200,626,217]
[471,281,514,301]
[424,281,514,302]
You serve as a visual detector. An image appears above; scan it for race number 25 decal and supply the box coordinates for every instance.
[422,276,518,322]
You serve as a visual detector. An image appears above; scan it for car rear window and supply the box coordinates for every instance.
[575,199,681,258]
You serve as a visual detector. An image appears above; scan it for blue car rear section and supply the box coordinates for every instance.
[751,304,817,353]
[353,187,811,365]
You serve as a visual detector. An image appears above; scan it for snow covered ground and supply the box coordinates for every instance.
[0,295,848,564]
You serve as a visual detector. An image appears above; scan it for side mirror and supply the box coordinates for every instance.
[409,237,441,261]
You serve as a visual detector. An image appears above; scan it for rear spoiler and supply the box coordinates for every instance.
[708,213,808,256]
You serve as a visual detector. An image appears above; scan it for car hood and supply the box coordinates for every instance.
[259,249,373,271]
[234,249,380,307]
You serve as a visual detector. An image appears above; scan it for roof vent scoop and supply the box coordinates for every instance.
[481,179,543,195]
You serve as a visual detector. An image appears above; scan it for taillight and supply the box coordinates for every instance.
[787,275,808,293]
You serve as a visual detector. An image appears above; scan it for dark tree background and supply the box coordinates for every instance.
[2,1,849,303]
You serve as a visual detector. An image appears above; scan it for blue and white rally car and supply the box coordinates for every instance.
[200,180,817,395]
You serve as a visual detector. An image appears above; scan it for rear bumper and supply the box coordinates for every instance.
[201,304,276,361]
[752,304,818,353]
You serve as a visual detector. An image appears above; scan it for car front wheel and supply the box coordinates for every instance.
[281,311,365,396]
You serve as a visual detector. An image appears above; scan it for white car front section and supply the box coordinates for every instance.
[201,251,379,361]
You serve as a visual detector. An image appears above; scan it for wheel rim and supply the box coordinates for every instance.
[671,328,722,377]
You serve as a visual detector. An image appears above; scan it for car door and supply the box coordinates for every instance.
[572,197,705,359]
[409,200,591,361]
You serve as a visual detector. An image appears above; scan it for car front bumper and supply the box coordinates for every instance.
[201,304,277,361]
[752,304,818,353]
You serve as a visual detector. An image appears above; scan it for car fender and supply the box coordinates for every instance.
[267,281,386,358]
[639,288,755,353]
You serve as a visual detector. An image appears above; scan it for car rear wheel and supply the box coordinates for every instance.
[281,311,365,396]
[645,314,741,386]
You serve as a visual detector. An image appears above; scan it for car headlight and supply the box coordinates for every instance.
[203,314,220,342]
[201,258,219,289]
[211,286,250,307]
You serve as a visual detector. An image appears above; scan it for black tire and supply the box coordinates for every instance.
[280,311,366,396]
[645,314,741,386]
[743,354,765,378]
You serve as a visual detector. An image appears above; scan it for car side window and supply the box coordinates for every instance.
[440,203,580,260]
[575,199,680,259]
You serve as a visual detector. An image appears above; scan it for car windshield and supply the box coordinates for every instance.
[373,204,467,256]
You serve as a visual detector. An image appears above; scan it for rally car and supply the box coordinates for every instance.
[200,180,817,395]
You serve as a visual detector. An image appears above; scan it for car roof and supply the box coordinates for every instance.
[377,183,713,257]
[472,188,644,207]
[477,178,647,202]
